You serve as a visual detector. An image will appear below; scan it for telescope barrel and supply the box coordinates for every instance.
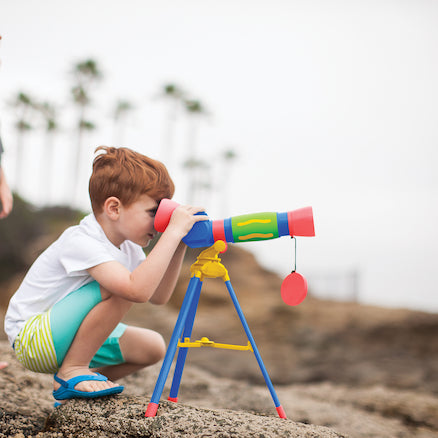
[154,199,315,249]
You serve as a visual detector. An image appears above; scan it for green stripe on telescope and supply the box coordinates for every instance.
[231,212,279,242]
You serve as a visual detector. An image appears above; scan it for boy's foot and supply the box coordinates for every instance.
[53,370,124,400]
[53,367,120,394]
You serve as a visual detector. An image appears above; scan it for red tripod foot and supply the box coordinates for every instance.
[145,402,159,417]
[276,405,287,419]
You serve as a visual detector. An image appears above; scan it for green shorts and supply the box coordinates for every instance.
[14,281,127,373]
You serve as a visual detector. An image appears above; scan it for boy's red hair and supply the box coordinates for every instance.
[89,146,175,215]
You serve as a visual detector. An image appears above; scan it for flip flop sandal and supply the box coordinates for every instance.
[52,372,124,400]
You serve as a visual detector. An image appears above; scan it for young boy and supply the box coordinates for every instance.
[4,146,208,400]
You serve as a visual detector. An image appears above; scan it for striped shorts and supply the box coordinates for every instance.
[13,281,127,374]
[14,311,58,373]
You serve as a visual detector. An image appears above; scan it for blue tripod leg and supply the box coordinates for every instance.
[225,279,287,419]
[145,276,202,417]
[168,277,203,402]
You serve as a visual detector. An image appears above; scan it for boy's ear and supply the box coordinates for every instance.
[103,196,122,220]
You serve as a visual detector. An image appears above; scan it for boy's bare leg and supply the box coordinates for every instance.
[54,289,132,393]
[94,326,166,381]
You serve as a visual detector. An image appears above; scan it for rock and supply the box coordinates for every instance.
[46,396,346,438]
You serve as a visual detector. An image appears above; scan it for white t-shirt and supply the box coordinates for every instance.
[4,214,146,345]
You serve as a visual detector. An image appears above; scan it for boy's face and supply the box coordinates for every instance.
[118,194,159,248]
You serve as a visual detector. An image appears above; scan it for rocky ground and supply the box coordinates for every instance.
[1,245,438,437]
[1,340,437,438]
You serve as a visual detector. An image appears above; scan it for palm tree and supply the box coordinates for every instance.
[37,101,58,204]
[183,98,209,204]
[184,99,208,158]
[70,59,102,200]
[112,99,134,145]
[183,157,211,205]
[11,92,36,194]
[219,148,237,215]
[158,83,185,164]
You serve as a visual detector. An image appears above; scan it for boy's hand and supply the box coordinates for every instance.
[166,205,209,240]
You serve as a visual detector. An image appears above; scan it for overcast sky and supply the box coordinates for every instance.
[1,0,437,312]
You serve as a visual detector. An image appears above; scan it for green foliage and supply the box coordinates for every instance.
[223,149,237,161]
[162,83,185,99]
[15,92,33,106]
[79,120,96,130]
[74,59,102,80]
[38,101,58,132]
[184,99,207,115]
[15,120,32,132]
[46,119,57,131]
[71,85,89,106]
[182,157,208,169]
[114,100,134,119]
[71,59,103,105]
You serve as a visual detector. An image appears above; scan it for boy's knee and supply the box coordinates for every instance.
[121,327,166,366]
[157,334,166,359]
[149,332,166,364]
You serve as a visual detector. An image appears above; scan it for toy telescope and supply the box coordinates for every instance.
[154,199,315,248]
[146,199,316,419]
[155,199,315,307]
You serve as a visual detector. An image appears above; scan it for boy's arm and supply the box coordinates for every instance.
[148,240,187,305]
[88,205,205,303]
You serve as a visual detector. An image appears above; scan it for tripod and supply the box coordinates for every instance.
[145,240,286,419]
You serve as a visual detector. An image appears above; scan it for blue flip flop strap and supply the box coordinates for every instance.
[54,372,107,388]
